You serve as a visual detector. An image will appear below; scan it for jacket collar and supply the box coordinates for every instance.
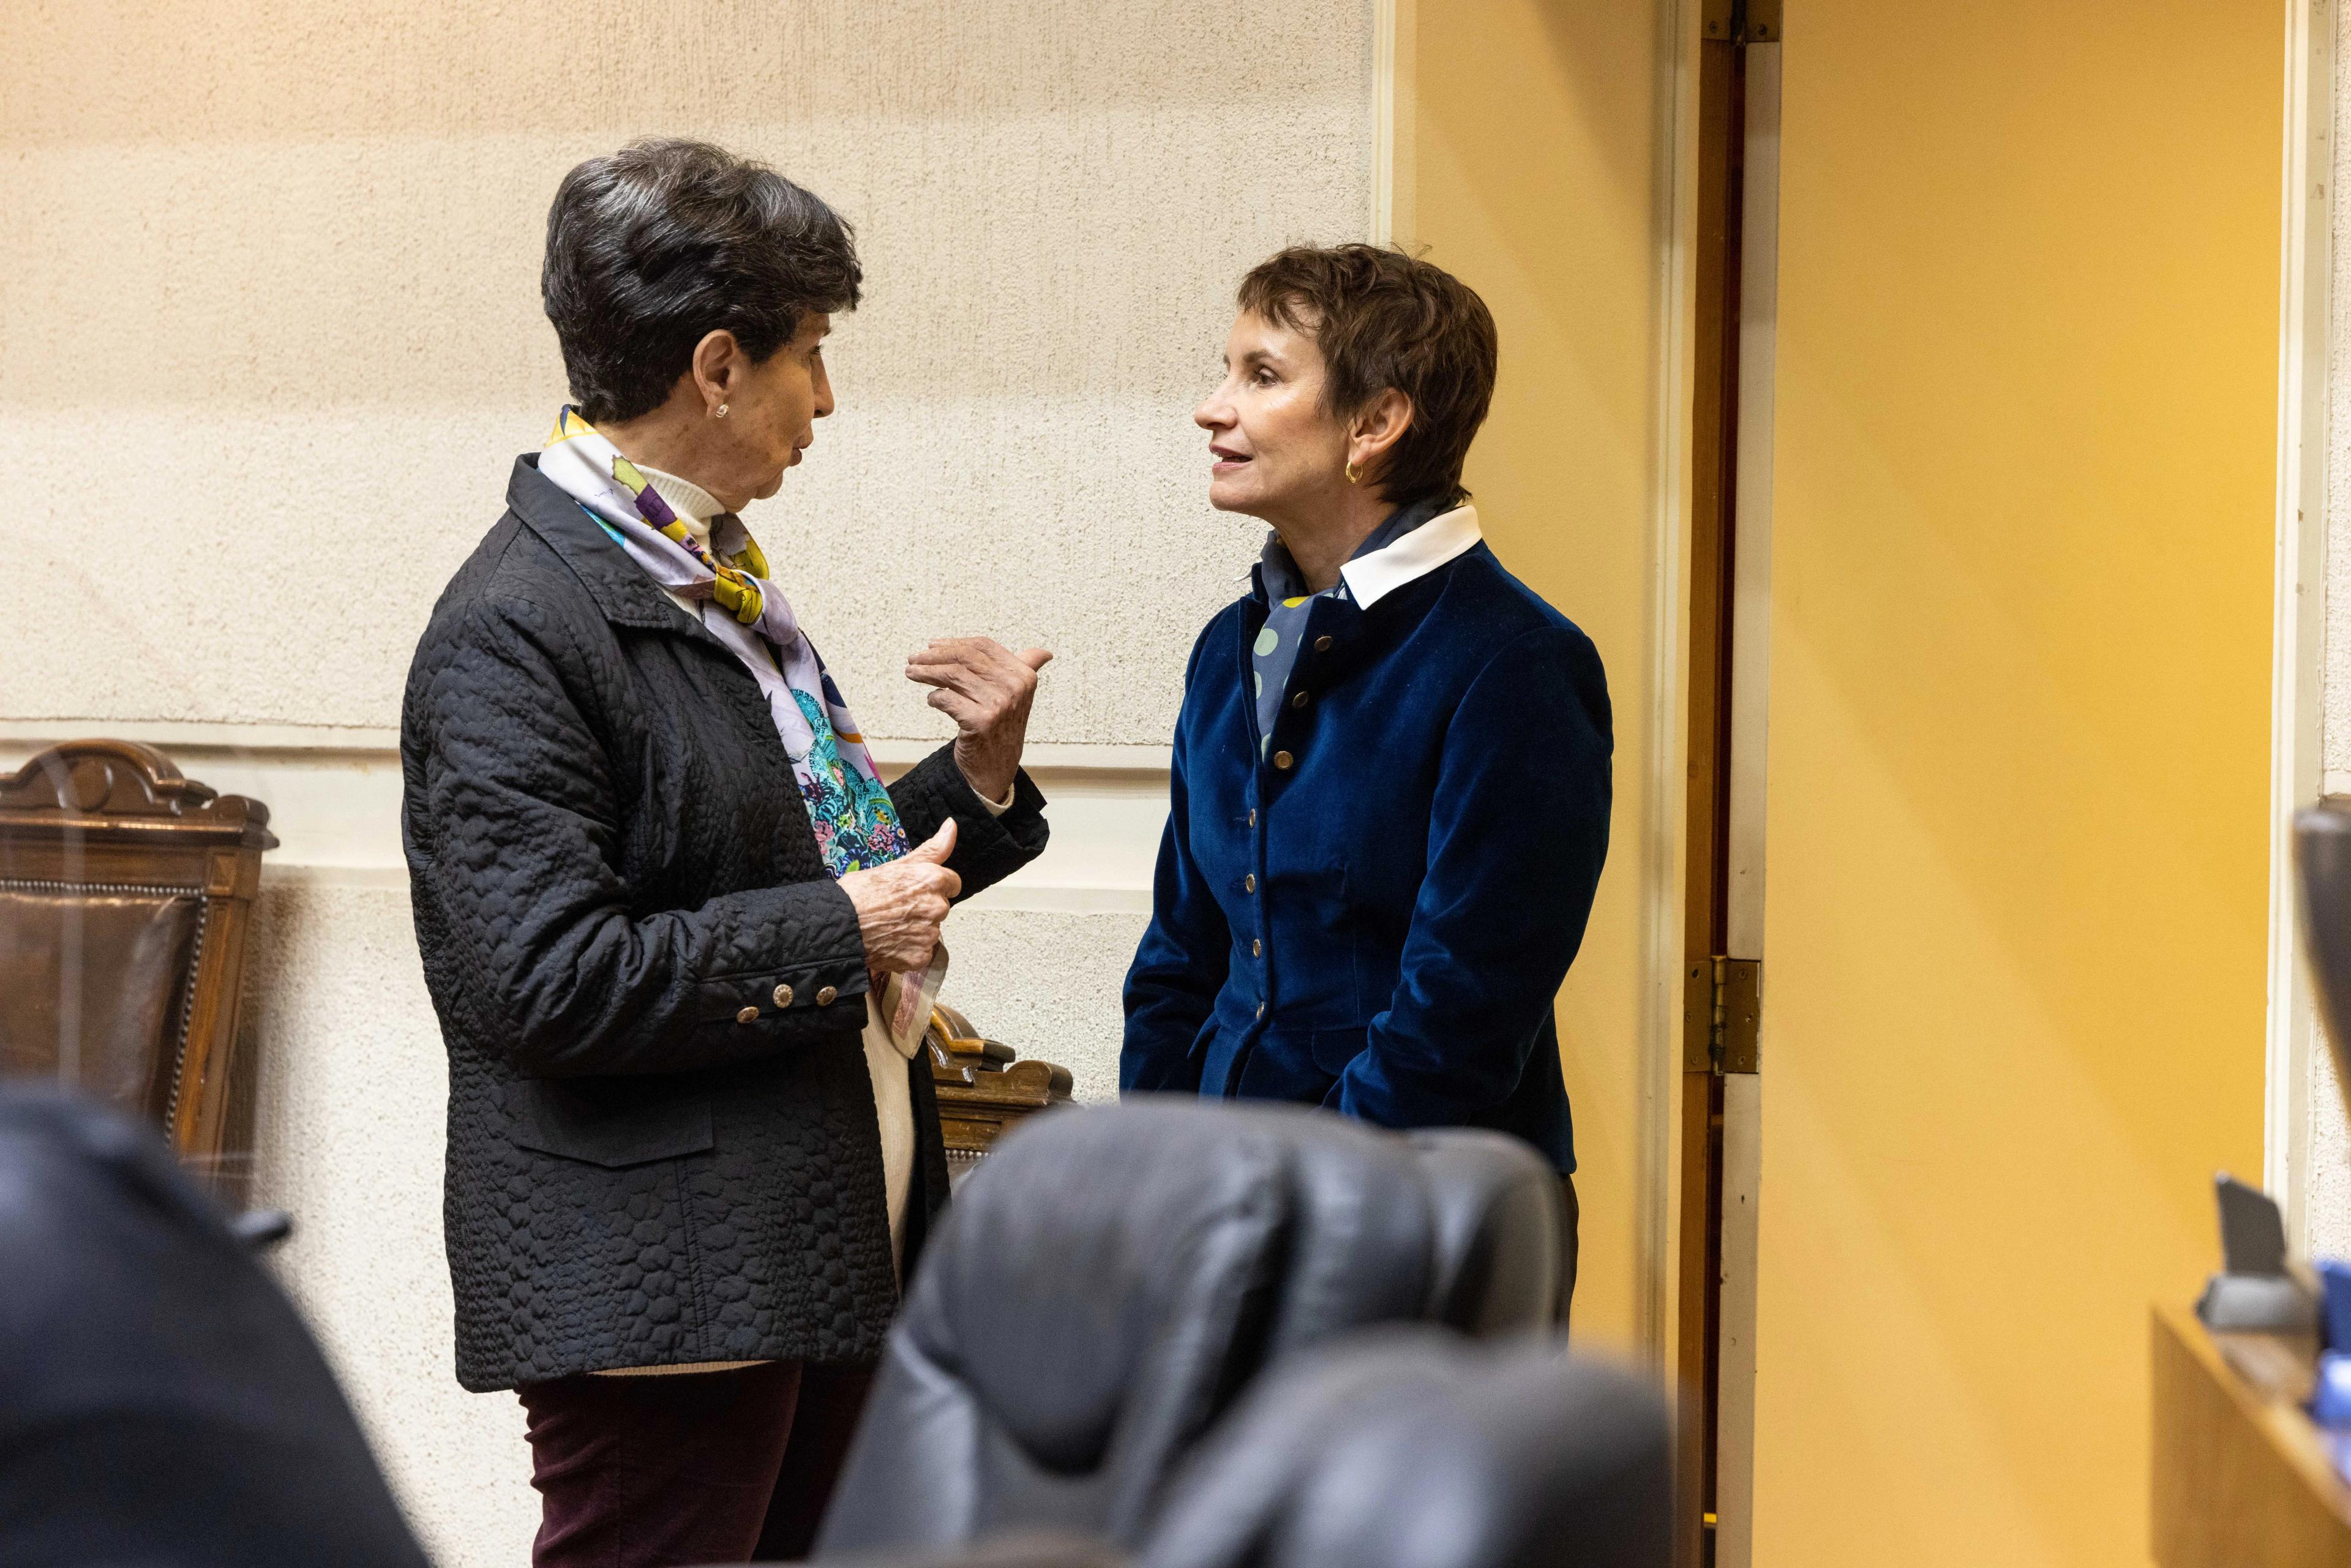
[1340,503,1482,609]
[506,454,694,632]
[1253,500,1482,611]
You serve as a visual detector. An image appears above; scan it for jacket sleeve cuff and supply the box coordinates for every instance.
[973,776,1018,816]
[890,746,1049,901]
[689,876,871,1024]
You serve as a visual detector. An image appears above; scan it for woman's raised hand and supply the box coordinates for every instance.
[839,820,961,973]
[906,637,1054,804]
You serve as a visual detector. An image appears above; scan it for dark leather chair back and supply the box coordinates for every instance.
[1139,1329,1671,1568]
[0,1088,428,1567]
[2298,800,2351,1124]
[0,741,274,1199]
[1406,1129,1567,1331]
[814,1101,1560,1558]
[808,1333,1668,1568]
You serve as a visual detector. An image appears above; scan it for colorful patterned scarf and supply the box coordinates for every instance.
[538,408,912,875]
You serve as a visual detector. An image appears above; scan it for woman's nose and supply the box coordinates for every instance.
[1194,397,1229,431]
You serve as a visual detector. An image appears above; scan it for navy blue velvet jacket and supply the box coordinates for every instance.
[1120,530,1612,1172]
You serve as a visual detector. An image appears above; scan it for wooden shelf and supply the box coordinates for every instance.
[2152,1304,2351,1566]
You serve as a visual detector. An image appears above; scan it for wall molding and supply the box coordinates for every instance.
[0,720,1166,916]
[1373,0,1417,247]
[0,719,1171,776]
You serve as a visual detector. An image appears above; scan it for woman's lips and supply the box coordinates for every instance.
[1210,448,1251,475]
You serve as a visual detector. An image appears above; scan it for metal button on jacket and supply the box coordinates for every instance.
[773,983,794,1008]
[1273,751,1294,771]
[1253,939,1262,957]
[816,985,839,1007]
[1290,691,1309,708]
[1244,874,1257,893]
[1314,634,1333,651]
[735,1005,759,1024]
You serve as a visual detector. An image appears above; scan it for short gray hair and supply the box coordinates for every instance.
[542,139,863,424]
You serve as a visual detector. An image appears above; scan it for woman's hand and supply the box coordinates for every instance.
[906,637,1054,805]
[839,821,962,973]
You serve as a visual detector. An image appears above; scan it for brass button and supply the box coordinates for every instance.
[773,983,794,1008]
[735,1005,759,1024]
[1273,751,1294,771]
[1253,939,1262,957]
[1314,635,1333,652]
[1290,691,1308,709]
[1244,874,1256,893]
[1248,808,1258,828]
[1256,1002,1265,1019]
[816,985,839,1006]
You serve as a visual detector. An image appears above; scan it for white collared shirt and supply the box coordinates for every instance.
[1338,504,1484,609]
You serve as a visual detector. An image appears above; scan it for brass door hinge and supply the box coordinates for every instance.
[1682,956,1763,1075]
[1702,0,1782,43]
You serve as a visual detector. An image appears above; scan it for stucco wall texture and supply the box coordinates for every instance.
[4,4,1373,1561]
[1,0,1371,749]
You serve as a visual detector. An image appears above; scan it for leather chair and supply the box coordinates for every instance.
[0,1087,428,1567]
[1140,1329,1670,1568]
[0,740,275,1202]
[814,1100,1562,1558]
[811,1330,1670,1568]
[2298,800,2351,1123]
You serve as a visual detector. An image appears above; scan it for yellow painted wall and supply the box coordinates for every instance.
[1755,4,2278,1562]
[1412,0,1674,1353]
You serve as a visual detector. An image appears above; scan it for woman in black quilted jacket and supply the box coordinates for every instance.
[399,139,1051,1567]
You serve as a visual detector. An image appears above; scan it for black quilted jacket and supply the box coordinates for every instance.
[401,456,1048,1392]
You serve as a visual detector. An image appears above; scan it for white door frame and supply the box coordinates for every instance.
[2269,0,2333,1250]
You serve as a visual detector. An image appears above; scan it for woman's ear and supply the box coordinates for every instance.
[1349,388,1415,471]
[689,330,744,416]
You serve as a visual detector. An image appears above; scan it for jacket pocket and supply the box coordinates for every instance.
[505,1078,714,1169]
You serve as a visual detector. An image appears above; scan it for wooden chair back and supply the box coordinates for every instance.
[924,1002,1074,1182]
[0,740,276,1198]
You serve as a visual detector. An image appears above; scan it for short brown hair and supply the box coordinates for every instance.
[1236,243,1498,508]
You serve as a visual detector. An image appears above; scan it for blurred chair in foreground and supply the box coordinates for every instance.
[1139,1329,1670,1568]
[815,1330,1670,1568]
[0,1089,426,1568]
[815,1100,1563,1558]
[0,739,276,1203]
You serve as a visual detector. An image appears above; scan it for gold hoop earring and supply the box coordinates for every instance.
[1344,459,1361,485]
[713,403,730,419]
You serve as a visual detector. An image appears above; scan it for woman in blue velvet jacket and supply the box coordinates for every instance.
[1120,244,1612,1304]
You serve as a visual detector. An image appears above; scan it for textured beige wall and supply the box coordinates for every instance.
[1,0,1371,748]
[4,4,1373,1562]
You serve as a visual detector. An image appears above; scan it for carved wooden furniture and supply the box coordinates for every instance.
[924,1002,1073,1179]
[0,740,276,1199]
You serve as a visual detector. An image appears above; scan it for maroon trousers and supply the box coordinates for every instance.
[516,1360,874,1568]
